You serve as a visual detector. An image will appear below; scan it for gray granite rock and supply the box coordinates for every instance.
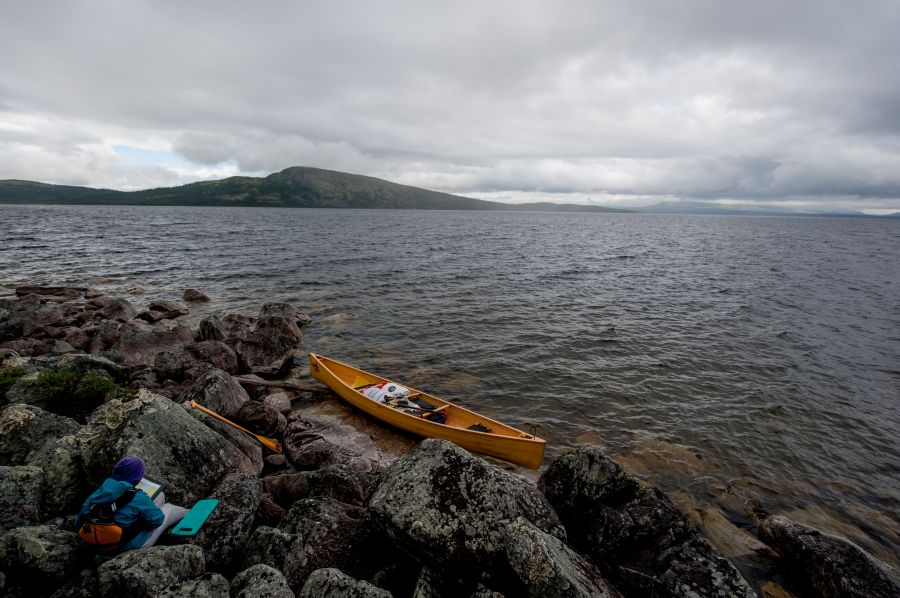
[178,369,249,419]
[157,573,231,598]
[0,403,79,465]
[77,389,258,504]
[232,564,295,598]
[503,517,621,598]
[759,514,900,598]
[191,472,263,570]
[97,544,205,598]
[0,465,43,531]
[298,568,391,598]
[0,525,85,588]
[369,439,564,573]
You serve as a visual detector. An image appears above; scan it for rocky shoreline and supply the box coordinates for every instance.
[0,285,897,597]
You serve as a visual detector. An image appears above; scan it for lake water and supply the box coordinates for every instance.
[2,205,898,566]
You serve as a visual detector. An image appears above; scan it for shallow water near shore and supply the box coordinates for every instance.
[2,204,899,568]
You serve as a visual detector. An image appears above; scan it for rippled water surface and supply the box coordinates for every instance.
[2,205,899,563]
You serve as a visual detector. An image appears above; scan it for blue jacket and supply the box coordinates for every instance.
[76,478,165,551]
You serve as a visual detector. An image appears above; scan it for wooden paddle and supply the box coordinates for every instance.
[190,400,283,454]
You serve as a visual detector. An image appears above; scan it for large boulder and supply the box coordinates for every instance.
[279,498,370,590]
[240,525,297,572]
[5,366,118,422]
[0,525,85,591]
[97,544,205,598]
[26,434,85,518]
[179,369,249,419]
[77,389,258,504]
[759,514,900,598]
[264,392,293,415]
[186,409,264,475]
[234,332,298,375]
[188,341,238,374]
[191,473,263,570]
[0,465,43,531]
[370,439,564,574]
[0,403,79,465]
[538,448,754,598]
[222,313,255,339]
[231,564,294,598]
[108,324,194,367]
[298,568,391,598]
[153,347,198,383]
[503,517,620,598]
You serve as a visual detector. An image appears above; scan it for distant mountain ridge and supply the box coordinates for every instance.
[0,167,626,213]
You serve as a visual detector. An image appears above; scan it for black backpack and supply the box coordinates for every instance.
[78,489,139,553]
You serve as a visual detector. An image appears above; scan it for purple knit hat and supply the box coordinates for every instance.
[111,455,145,486]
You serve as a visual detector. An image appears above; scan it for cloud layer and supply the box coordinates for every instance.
[2,1,899,212]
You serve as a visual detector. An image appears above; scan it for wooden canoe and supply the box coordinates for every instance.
[309,353,546,469]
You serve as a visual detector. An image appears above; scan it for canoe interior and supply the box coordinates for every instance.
[316,354,529,438]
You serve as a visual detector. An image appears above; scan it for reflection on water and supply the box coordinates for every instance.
[2,205,898,567]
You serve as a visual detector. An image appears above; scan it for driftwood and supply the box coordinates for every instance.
[234,375,324,393]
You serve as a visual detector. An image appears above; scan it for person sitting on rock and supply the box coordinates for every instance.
[76,455,188,554]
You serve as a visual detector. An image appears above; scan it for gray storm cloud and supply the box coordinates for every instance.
[1,0,899,212]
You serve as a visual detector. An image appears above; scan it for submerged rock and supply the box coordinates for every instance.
[759,514,900,598]
[369,439,565,575]
[183,288,210,302]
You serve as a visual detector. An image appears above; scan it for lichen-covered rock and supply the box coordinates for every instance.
[370,439,564,575]
[26,434,85,518]
[239,525,296,572]
[538,448,754,598]
[232,564,295,598]
[54,353,130,382]
[503,517,620,598]
[298,568,391,598]
[759,514,900,598]
[0,403,79,465]
[157,573,230,598]
[0,525,85,589]
[48,567,98,598]
[222,313,255,339]
[279,498,370,591]
[471,584,505,597]
[186,408,264,475]
[263,465,372,508]
[97,544,205,598]
[254,493,287,528]
[538,447,639,520]
[0,465,43,531]
[178,369,249,419]
[236,401,287,436]
[191,473,263,570]
[77,389,258,504]
[153,347,198,382]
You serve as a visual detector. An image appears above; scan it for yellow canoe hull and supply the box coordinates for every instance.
[309,353,546,469]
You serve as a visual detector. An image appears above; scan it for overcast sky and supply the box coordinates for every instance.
[2,1,899,213]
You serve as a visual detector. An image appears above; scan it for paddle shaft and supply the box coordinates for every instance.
[190,401,283,454]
